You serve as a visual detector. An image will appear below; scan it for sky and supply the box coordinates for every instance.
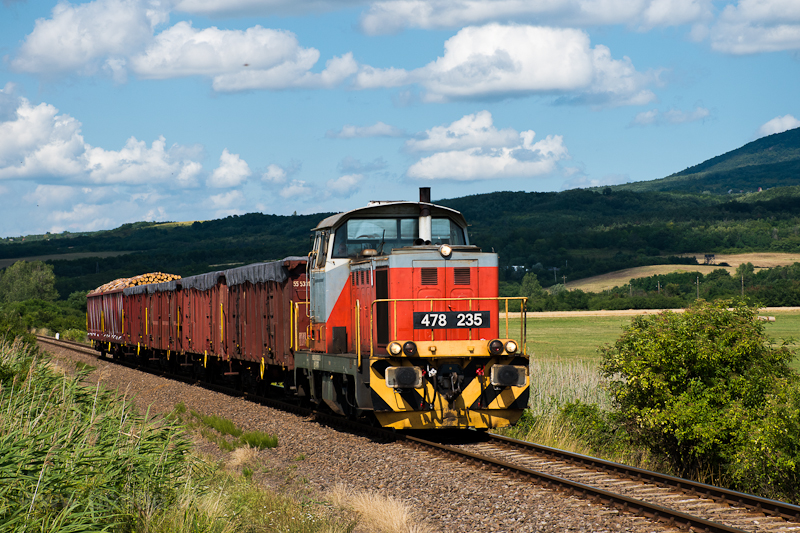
[0,0,799,238]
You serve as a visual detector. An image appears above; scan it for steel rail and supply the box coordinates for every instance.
[404,435,748,533]
[36,335,786,533]
[488,433,800,522]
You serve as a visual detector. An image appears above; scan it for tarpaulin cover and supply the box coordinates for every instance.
[121,257,307,295]
[123,279,181,295]
[223,256,306,287]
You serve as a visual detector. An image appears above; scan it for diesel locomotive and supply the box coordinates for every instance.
[87,188,529,430]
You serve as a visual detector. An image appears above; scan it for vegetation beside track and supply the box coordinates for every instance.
[505,300,800,504]
[0,335,356,533]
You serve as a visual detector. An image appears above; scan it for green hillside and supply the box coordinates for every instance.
[615,127,800,193]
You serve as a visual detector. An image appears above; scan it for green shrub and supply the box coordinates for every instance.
[601,299,800,501]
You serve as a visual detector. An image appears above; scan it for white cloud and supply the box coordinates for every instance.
[49,203,117,232]
[208,149,251,187]
[359,0,713,35]
[406,110,517,151]
[407,111,568,180]
[356,24,658,106]
[173,0,366,17]
[208,189,245,209]
[211,52,358,91]
[262,164,288,184]
[12,0,167,76]
[0,95,205,185]
[23,185,78,207]
[12,1,357,91]
[631,106,710,126]
[131,21,358,90]
[711,0,800,53]
[326,173,363,197]
[757,114,800,137]
[279,179,314,199]
[327,121,405,138]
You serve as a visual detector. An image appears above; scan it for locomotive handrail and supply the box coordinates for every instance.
[368,296,527,358]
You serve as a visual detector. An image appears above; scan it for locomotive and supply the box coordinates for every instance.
[87,188,529,430]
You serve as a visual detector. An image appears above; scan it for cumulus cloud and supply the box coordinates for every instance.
[12,0,167,77]
[279,179,314,199]
[262,163,288,184]
[631,106,710,126]
[359,0,713,35]
[757,114,800,137]
[356,24,658,106]
[327,174,363,197]
[406,110,517,151]
[326,121,405,138]
[0,96,203,185]
[23,185,78,207]
[208,149,251,187]
[11,0,357,91]
[173,0,366,17]
[710,0,800,54]
[406,111,568,180]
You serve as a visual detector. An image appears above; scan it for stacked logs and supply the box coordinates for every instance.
[90,272,181,294]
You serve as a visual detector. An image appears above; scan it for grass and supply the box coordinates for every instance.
[328,484,434,533]
[503,309,800,370]
[180,407,279,451]
[2,339,354,533]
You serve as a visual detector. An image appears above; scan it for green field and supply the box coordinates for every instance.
[507,311,800,371]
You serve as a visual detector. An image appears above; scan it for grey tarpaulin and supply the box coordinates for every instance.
[123,279,179,296]
[223,256,307,287]
[177,271,224,292]
[121,257,307,295]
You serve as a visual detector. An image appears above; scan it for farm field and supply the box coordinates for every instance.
[565,252,800,292]
[506,308,800,371]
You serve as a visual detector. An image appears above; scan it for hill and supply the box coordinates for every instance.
[613,127,800,193]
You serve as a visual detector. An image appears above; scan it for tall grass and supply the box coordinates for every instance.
[500,358,659,469]
[1,338,349,533]
[0,338,192,532]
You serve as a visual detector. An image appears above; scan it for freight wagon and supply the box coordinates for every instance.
[88,188,529,429]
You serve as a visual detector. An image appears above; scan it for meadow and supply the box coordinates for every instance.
[507,307,800,369]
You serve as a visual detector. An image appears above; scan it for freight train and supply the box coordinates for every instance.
[87,188,529,429]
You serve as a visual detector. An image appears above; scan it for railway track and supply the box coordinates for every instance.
[39,336,800,533]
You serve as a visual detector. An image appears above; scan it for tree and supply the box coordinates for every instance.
[0,261,59,303]
[520,272,548,311]
[600,300,797,482]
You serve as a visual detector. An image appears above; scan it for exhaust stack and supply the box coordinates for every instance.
[418,187,432,243]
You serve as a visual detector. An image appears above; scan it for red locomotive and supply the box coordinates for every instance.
[88,188,529,429]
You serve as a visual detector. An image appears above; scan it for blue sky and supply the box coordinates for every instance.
[1,0,799,238]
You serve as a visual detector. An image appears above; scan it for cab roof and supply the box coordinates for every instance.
[312,201,467,232]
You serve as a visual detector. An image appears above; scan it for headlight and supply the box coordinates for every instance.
[402,341,418,356]
[387,342,403,356]
[488,339,504,356]
[490,365,526,387]
[439,244,453,258]
[505,340,518,355]
[386,367,423,388]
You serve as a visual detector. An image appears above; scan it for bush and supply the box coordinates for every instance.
[600,300,800,501]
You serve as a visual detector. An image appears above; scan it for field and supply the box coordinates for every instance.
[565,252,800,292]
[506,308,800,371]
[0,250,133,269]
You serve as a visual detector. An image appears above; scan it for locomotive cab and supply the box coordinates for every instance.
[294,188,529,429]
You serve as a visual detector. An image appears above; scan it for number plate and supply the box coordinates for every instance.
[412,311,490,329]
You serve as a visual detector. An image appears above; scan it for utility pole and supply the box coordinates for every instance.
[562,275,567,285]
[657,281,661,294]
[741,274,744,297]
[696,276,699,299]
[549,266,559,282]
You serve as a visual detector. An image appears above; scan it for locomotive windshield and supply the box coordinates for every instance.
[331,217,465,258]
